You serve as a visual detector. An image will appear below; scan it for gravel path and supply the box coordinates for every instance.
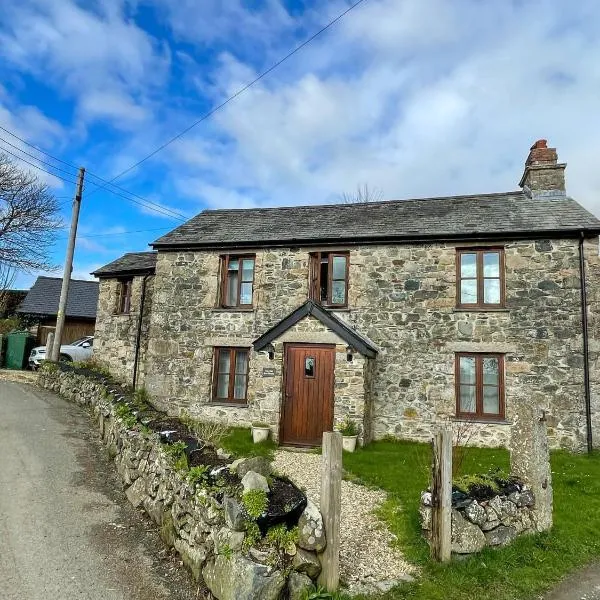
[273,450,415,594]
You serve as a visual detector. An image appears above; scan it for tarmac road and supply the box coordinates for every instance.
[0,380,201,600]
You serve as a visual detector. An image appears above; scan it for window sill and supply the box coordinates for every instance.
[453,308,510,313]
[211,308,255,313]
[210,401,249,408]
[452,416,511,425]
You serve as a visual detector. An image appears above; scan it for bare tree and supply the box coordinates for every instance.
[339,183,384,204]
[0,152,61,276]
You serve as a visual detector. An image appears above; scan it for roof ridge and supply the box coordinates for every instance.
[201,190,526,215]
[36,276,99,284]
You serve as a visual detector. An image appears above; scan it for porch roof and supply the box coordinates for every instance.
[253,300,378,358]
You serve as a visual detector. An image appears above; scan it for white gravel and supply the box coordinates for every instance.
[273,450,415,593]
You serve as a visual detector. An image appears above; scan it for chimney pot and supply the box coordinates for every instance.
[519,139,566,197]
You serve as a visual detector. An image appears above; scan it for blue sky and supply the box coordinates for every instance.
[2,0,600,289]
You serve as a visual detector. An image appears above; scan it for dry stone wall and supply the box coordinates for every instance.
[38,367,326,600]
[420,488,537,554]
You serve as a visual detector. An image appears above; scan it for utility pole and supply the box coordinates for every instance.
[50,167,85,362]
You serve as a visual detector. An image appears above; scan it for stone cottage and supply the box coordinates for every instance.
[92,140,600,450]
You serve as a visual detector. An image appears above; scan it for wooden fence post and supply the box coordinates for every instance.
[431,427,452,562]
[46,332,55,362]
[318,431,342,592]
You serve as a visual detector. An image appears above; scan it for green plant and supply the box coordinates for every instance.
[41,361,58,373]
[337,416,358,437]
[0,317,20,335]
[180,411,228,446]
[302,586,344,600]
[133,387,151,409]
[114,402,138,429]
[242,489,268,519]
[263,524,299,571]
[221,543,233,560]
[187,465,210,486]
[161,440,188,472]
[242,522,261,552]
[252,422,270,428]
[72,358,112,378]
[453,467,512,497]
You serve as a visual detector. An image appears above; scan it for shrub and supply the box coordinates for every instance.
[337,416,358,437]
[0,317,20,335]
[161,440,188,472]
[132,387,151,410]
[242,489,268,518]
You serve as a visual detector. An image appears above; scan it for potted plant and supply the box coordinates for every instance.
[337,417,359,452]
[251,422,271,444]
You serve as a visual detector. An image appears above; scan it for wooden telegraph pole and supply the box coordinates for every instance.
[49,167,85,362]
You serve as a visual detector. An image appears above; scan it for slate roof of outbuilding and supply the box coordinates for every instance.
[17,277,99,319]
[151,191,600,249]
[92,252,157,277]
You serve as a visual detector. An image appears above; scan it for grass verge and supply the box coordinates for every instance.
[342,440,600,600]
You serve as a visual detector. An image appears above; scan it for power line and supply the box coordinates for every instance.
[0,135,80,180]
[0,125,187,221]
[57,227,170,239]
[0,144,79,186]
[84,0,368,193]
[0,142,186,221]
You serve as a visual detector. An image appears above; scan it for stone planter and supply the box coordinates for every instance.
[252,426,270,444]
[342,435,358,452]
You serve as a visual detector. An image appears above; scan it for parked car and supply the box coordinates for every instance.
[29,336,94,369]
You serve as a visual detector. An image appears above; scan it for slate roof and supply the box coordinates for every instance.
[92,252,157,278]
[253,300,378,358]
[151,192,600,249]
[17,277,99,319]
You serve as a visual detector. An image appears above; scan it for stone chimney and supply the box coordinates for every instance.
[519,139,566,198]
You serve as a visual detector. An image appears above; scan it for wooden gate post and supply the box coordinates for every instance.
[318,431,342,591]
[431,427,452,562]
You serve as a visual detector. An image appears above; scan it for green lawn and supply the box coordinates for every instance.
[341,440,600,600]
[220,426,277,460]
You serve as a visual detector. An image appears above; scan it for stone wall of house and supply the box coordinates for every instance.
[142,236,600,450]
[94,276,154,386]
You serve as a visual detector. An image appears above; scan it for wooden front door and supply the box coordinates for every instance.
[281,344,335,446]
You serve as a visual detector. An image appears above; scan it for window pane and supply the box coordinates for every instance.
[331,280,346,304]
[460,280,477,304]
[482,357,499,385]
[233,375,247,400]
[226,272,239,305]
[460,253,477,278]
[483,252,500,277]
[483,386,500,414]
[241,259,254,282]
[459,356,476,384]
[460,385,476,413]
[235,351,248,375]
[305,357,315,377]
[240,282,253,305]
[484,279,500,304]
[217,374,230,398]
[218,350,231,375]
[228,259,239,271]
[332,255,347,280]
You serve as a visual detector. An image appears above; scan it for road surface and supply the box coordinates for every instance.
[0,380,200,600]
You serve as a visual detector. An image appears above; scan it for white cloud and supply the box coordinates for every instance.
[165,0,600,217]
[0,0,169,127]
